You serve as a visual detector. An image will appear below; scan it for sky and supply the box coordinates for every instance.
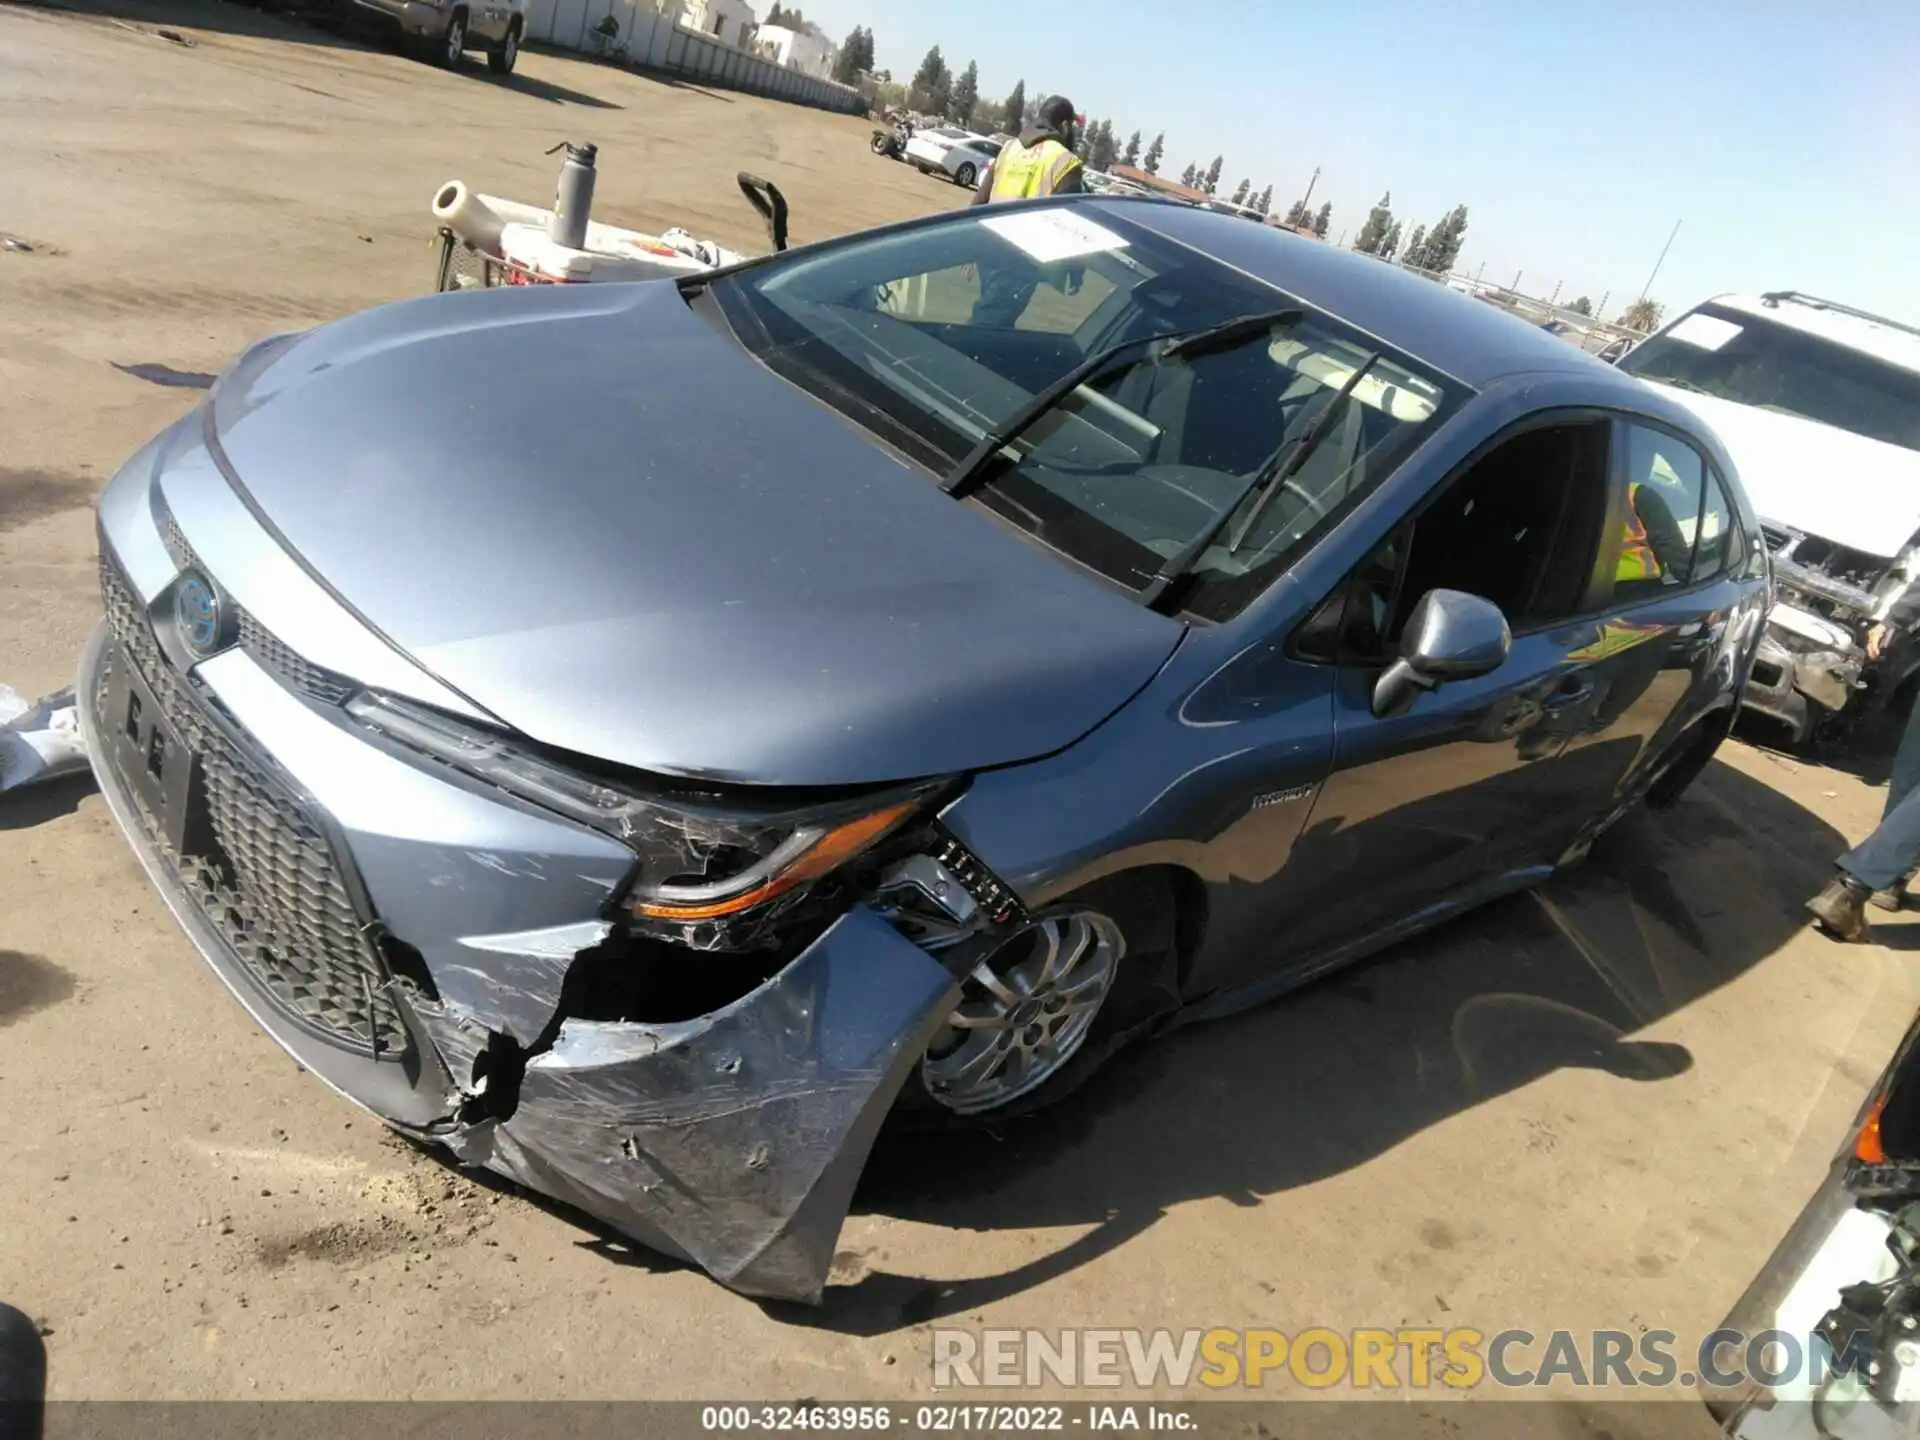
[778,0,1920,325]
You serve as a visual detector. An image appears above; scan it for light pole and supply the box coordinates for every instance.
[1295,166,1319,224]
[1640,219,1682,301]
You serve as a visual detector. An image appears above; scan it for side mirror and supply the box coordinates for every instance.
[736,172,790,253]
[1371,588,1512,718]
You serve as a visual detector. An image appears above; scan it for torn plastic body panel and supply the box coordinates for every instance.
[427,906,960,1300]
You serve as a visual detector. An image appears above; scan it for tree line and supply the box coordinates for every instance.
[1350,191,1470,274]
[861,43,1516,284]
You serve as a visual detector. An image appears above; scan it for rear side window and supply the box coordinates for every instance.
[1689,472,1738,585]
[1610,426,1708,602]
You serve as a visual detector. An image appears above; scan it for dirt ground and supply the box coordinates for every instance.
[3,1,1919,1423]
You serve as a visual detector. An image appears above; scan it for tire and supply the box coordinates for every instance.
[954,162,978,189]
[431,9,466,67]
[898,872,1181,1126]
[1644,709,1732,811]
[871,134,891,156]
[486,18,518,73]
[1559,710,1732,869]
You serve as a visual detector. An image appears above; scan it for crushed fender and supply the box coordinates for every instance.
[416,905,961,1303]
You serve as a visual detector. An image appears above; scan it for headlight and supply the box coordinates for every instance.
[347,692,941,940]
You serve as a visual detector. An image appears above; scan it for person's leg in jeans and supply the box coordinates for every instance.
[1863,693,1920,909]
[1809,778,1920,940]
[1887,698,1920,816]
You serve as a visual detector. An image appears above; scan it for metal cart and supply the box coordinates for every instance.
[429,173,790,295]
[432,227,549,293]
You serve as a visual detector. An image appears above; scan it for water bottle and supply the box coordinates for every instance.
[546,141,598,250]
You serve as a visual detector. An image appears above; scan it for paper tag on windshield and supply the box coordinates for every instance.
[1666,312,1743,351]
[981,211,1129,264]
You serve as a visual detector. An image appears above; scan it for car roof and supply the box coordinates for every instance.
[1706,293,1920,376]
[1090,197,1616,389]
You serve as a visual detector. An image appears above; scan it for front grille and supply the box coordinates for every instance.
[157,503,355,707]
[238,612,357,705]
[98,552,406,1054]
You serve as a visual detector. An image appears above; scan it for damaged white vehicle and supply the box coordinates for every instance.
[1618,292,1920,744]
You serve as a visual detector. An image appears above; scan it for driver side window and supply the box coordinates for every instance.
[1341,419,1614,658]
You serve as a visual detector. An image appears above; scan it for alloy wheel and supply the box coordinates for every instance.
[921,909,1122,1115]
[444,15,465,65]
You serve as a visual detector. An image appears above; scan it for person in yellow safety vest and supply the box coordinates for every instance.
[1614,478,1691,591]
[970,95,1086,206]
[969,96,1086,328]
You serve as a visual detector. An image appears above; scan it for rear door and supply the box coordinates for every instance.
[1550,420,1753,798]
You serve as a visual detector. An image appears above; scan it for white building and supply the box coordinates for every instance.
[674,0,755,48]
[755,22,837,79]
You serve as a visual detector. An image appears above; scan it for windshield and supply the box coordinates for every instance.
[1620,302,1920,452]
[716,205,1456,619]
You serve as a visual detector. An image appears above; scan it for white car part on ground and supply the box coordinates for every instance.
[0,684,88,794]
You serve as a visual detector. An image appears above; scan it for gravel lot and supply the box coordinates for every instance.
[3,3,1918,1425]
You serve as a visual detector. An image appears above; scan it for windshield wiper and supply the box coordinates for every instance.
[942,308,1302,498]
[1138,353,1379,614]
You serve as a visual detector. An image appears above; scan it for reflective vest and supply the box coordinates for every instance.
[988,138,1083,201]
[1615,482,1663,583]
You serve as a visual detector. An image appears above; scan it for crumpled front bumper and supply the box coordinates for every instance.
[79,605,961,1304]
[414,907,960,1300]
[1741,603,1864,744]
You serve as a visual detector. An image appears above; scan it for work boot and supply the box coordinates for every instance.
[1808,876,1872,942]
[1873,883,1911,914]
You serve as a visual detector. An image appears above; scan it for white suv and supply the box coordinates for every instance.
[1618,291,1920,743]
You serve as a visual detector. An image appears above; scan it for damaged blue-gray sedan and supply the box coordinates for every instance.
[83,197,1769,1302]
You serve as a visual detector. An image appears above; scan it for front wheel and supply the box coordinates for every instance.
[903,873,1181,1123]
[954,162,978,189]
[486,20,518,73]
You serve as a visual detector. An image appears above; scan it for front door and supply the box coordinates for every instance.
[1248,416,1642,971]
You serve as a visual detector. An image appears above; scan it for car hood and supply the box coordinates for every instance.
[207,281,1184,786]
[1640,381,1920,559]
